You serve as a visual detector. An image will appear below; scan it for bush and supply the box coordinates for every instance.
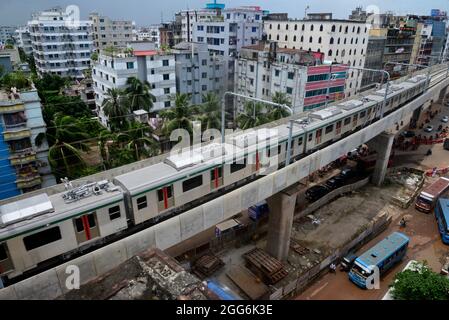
[1,71,30,89]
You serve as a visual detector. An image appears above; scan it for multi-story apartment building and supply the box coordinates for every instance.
[28,7,93,79]
[178,8,221,42]
[173,42,225,104]
[92,42,176,126]
[159,18,183,48]
[14,26,33,55]
[263,12,369,98]
[0,88,56,200]
[360,29,386,91]
[192,6,265,93]
[235,41,348,114]
[0,26,16,45]
[89,13,134,52]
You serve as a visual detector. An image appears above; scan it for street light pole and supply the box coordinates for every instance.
[220,91,293,143]
[324,64,333,108]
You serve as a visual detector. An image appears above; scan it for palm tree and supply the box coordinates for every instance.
[236,101,270,130]
[160,93,198,135]
[35,114,90,178]
[125,76,156,112]
[269,92,291,120]
[102,88,129,130]
[117,121,159,160]
[197,92,221,131]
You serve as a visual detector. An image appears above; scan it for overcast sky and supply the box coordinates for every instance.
[0,0,447,26]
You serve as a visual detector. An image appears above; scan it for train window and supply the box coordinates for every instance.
[353,114,358,122]
[74,213,96,232]
[360,111,366,118]
[344,117,351,125]
[108,206,121,220]
[23,227,62,251]
[75,218,84,232]
[137,196,147,210]
[325,124,333,134]
[230,159,247,173]
[0,243,7,261]
[182,175,203,192]
[308,134,312,141]
[210,167,223,180]
[278,144,282,154]
[157,186,173,201]
[87,213,96,228]
[298,137,303,146]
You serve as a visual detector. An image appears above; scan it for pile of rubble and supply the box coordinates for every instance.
[386,167,425,208]
[58,249,218,300]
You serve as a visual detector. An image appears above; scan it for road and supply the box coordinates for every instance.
[295,102,449,300]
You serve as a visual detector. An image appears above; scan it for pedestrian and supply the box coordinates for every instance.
[330,263,337,274]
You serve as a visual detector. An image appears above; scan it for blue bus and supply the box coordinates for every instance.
[348,232,409,288]
[435,198,449,244]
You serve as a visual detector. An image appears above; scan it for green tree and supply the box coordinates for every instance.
[390,261,449,300]
[269,92,291,120]
[236,101,270,130]
[102,88,130,131]
[160,93,198,135]
[1,71,30,89]
[197,92,221,131]
[42,95,92,126]
[91,52,98,62]
[35,114,91,179]
[34,73,70,100]
[125,76,155,112]
[117,121,159,160]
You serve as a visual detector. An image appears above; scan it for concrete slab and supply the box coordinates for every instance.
[273,168,287,193]
[180,206,204,241]
[55,254,97,294]
[14,268,62,300]
[0,285,17,300]
[241,182,259,210]
[93,241,128,275]
[257,175,274,203]
[223,190,241,219]
[203,197,224,229]
[124,226,156,258]
[154,216,181,250]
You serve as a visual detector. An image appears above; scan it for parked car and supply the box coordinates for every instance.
[441,116,449,123]
[325,175,346,190]
[424,125,434,132]
[340,167,357,181]
[340,253,358,272]
[305,185,330,202]
[400,130,416,138]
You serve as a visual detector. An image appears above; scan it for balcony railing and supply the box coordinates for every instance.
[16,176,42,189]
[3,129,31,141]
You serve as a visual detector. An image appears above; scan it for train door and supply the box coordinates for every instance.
[211,166,223,189]
[336,121,342,135]
[352,114,358,128]
[73,213,100,244]
[315,129,322,144]
[157,185,174,212]
[0,242,14,274]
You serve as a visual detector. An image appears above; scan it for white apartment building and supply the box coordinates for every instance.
[89,13,134,51]
[14,27,33,55]
[92,42,176,126]
[28,7,93,79]
[192,6,265,91]
[264,13,369,97]
[235,41,348,114]
[0,26,16,44]
[173,42,225,104]
[133,26,161,47]
[178,8,221,42]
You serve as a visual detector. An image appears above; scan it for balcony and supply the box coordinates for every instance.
[9,149,37,166]
[3,129,31,141]
[16,175,42,189]
[0,102,25,114]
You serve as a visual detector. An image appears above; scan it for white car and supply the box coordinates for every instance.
[442,116,449,123]
[424,125,434,132]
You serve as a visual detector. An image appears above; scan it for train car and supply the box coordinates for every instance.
[0,180,126,279]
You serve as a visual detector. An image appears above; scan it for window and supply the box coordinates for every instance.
[23,227,62,251]
[298,137,303,146]
[0,243,7,261]
[288,72,294,80]
[163,74,170,80]
[330,37,334,44]
[293,35,297,42]
[318,37,322,44]
[286,87,293,94]
[345,26,348,33]
[300,35,304,42]
[325,124,334,134]
[331,25,336,32]
[277,24,280,30]
[163,60,169,66]
[252,27,257,32]
[136,196,147,210]
[309,36,313,43]
[302,24,305,31]
[108,206,121,220]
[164,88,170,94]
[126,62,134,69]
[339,25,342,32]
[202,85,207,91]
[275,69,280,77]
[294,24,298,30]
[157,186,173,201]
[182,175,203,192]
[308,133,312,142]
[164,101,171,107]
[310,25,314,31]
[344,117,351,125]
[328,49,332,57]
[230,159,246,173]
[202,59,207,66]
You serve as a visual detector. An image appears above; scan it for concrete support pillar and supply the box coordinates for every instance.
[368,132,395,186]
[265,189,297,261]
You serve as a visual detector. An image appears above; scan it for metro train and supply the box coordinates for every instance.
[0,69,441,284]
